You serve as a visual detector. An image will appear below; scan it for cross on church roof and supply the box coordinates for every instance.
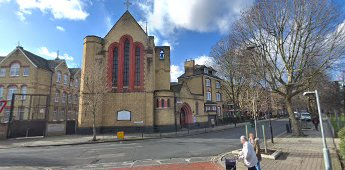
[124,0,132,10]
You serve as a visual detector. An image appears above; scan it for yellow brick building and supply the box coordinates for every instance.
[78,11,225,133]
[0,46,80,137]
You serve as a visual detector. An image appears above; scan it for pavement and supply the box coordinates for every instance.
[0,118,275,149]
[0,119,288,169]
[218,118,343,170]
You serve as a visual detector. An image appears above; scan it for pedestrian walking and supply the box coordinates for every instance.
[312,117,319,131]
[239,136,258,170]
[249,133,262,170]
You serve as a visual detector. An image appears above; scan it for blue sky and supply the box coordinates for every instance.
[0,0,345,81]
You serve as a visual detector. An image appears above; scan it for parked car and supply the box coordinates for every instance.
[294,112,300,120]
[300,112,311,121]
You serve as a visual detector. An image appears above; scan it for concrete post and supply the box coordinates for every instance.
[262,124,267,153]
[245,124,249,139]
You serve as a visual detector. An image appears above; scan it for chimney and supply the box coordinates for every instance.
[184,60,195,76]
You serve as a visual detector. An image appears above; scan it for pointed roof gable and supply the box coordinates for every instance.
[0,47,55,72]
[47,60,61,69]
[69,68,81,76]
[22,49,52,71]
[104,10,147,38]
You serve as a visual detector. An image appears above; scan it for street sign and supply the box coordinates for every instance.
[134,121,144,124]
[0,100,7,113]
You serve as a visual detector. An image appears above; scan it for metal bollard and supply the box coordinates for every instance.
[286,124,290,133]
[26,128,30,137]
[245,124,248,138]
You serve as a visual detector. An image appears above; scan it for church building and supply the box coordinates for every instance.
[78,10,225,133]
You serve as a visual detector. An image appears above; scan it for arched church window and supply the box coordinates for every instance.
[123,39,130,87]
[156,99,159,108]
[167,99,170,107]
[159,49,164,60]
[161,99,165,108]
[135,47,140,86]
[112,47,118,87]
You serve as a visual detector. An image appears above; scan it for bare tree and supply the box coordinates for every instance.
[228,0,345,136]
[81,58,109,141]
[211,38,252,115]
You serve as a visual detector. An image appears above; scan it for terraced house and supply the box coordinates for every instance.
[0,46,80,138]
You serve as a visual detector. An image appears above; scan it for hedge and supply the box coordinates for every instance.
[338,126,345,159]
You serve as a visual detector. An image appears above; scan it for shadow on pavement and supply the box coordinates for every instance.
[0,156,70,167]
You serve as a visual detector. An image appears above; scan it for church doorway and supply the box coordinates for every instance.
[180,103,192,128]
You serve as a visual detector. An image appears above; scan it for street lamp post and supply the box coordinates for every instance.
[269,113,274,143]
[303,90,332,170]
[253,97,258,137]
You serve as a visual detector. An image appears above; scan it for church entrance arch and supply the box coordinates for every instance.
[180,103,192,128]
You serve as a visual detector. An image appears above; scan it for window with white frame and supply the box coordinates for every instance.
[53,107,58,121]
[64,74,68,85]
[68,94,72,103]
[21,86,27,100]
[204,68,208,74]
[23,67,29,76]
[2,108,10,123]
[206,92,211,101]
[55,91,59,102]
[0,68,6,77]
[17,107,24,120]
[74,94,78,104]
[75,79,78,88]
[205,106,211,112]
[10,63,20,76]
[60,110,65,121]
[217,106,221,116]
[206,79,211,87]
[0,87,3,99]
[216,81,221,89]
[57,71,62,82]
[7,86,17,100]
[216,93,221,101]
[62,92,66,103]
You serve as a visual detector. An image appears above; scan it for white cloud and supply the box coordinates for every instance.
[56,26,65,32]
[170,64,184,82]
[105,16,112,30]
[0,0,11,3]
[0,50,9,56]
[137,0,254,37]
[16,0,89,21]
[162,40,173,50]
[170,55,217,82]
[16,10,30,22]
[37,47,74,61]
[194,55,214,67]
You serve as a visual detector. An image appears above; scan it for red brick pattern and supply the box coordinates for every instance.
[113,162,223,170]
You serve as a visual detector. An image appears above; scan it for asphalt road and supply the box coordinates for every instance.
[0,119,288,168]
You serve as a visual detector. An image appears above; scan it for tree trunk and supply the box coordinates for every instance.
[286,96,303,136]
[92,110,97,141]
